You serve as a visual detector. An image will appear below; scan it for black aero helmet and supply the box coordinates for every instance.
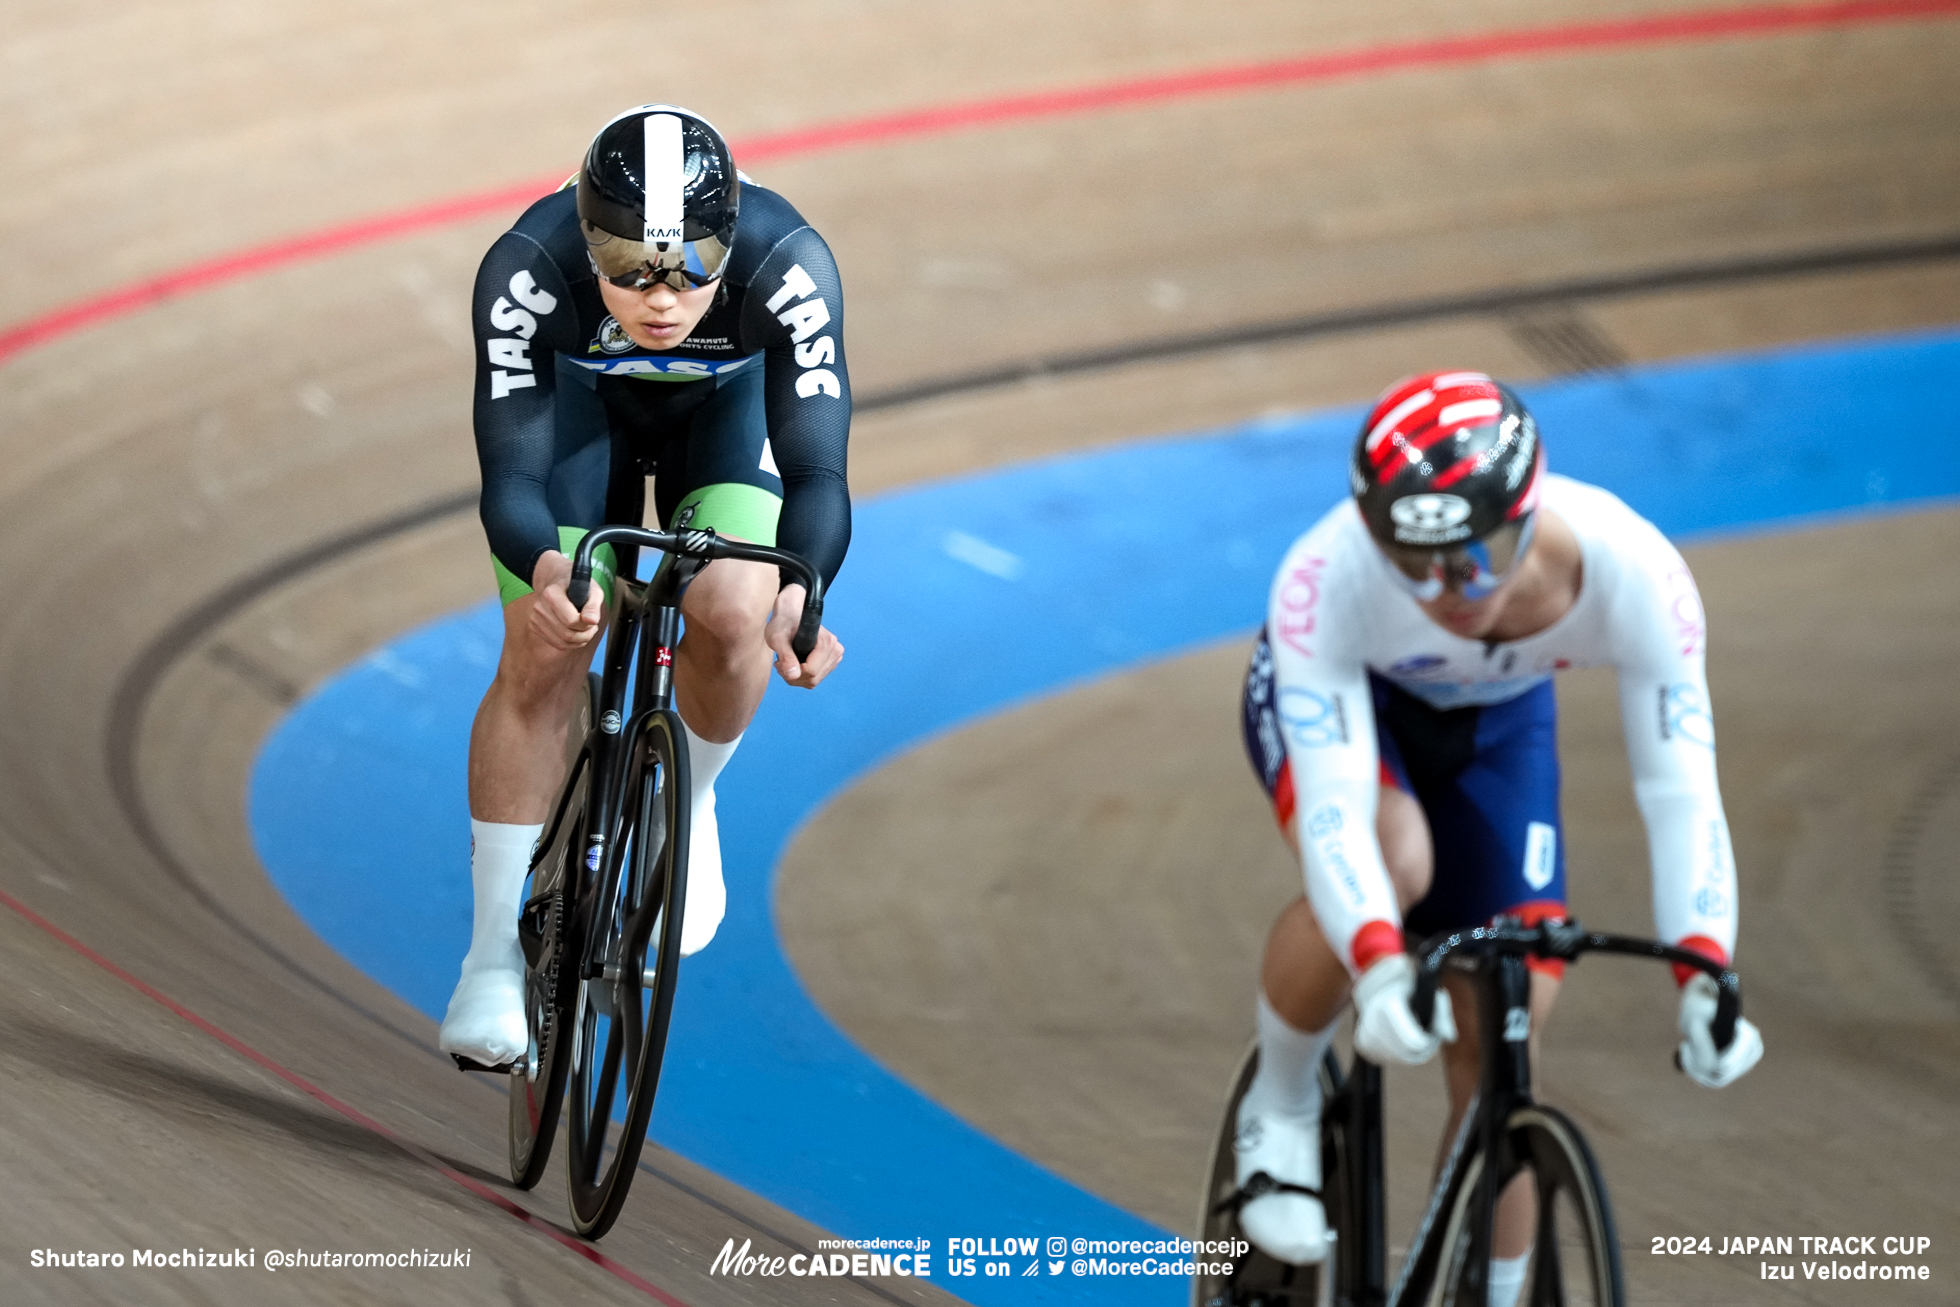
[1350,371,1544,601]
[578,105,739,291]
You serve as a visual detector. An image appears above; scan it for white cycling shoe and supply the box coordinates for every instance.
[1233,1100,1329,1265]
[437,945,528,1067]
[661,791,726,957]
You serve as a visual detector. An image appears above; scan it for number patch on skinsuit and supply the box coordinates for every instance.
[1522,821,1557,891]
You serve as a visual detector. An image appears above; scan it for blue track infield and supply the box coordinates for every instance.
[250,327,1958,1303]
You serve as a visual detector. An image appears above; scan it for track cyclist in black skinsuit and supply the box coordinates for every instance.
[440,105,850,1066]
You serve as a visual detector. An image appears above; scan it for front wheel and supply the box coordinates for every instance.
[506,673,598,1187]
[1510,1106,1623,1307]
[563,708,690,1239]
[1429,1105,1623,1307]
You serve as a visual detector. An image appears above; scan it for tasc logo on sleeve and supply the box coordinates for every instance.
[486,271,559,400]
[766,265,841,399]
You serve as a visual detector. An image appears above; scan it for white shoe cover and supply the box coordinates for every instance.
[437,946,527,1065]
[677,792,725,957]
[1234,1101,1329,1265]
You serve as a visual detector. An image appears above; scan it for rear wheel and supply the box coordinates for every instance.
[563,708,690,1239]
[506,673,597,1188]
[1193,1041,1344,1307]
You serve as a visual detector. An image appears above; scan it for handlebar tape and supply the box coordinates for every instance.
[1410,968,1439,1032]
[791,598,823,663]
[1711,976,1740,1052]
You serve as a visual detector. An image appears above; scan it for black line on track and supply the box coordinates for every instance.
[855,230,1960,411]
[104,491,475,1057]
[1879,752,1960,1006]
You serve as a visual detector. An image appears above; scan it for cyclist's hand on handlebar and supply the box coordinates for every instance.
[1353,954,1456,1065]
[528,550,603,651]
[766,584,843,688]
[1676,973,1763,1088]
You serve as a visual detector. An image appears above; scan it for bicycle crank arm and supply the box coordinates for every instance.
[450,1053,517,1075]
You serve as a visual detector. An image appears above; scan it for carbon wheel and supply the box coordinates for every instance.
[1192,1040,1343,1307]
[1512,1106,1623,1307]
[506,673,597,1188]
[563,707,690,1239]
[1428,1106,1623,1307]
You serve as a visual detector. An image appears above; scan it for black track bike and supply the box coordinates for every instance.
[1195,918,1746,1307]
[458,525,822,1240]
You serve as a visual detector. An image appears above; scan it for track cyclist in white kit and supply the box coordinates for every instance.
[1233,371,1764,1304]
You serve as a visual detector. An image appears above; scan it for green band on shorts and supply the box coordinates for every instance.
[668,481,783,544]
[493,525,619,607]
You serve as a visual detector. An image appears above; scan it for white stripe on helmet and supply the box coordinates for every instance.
[1437,397,1503,428]
[642,112,684,246]
[1366,388,1434,454]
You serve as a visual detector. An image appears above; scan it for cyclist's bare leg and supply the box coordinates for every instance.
[673,553,778,742]
[1261,785,1434,1028]
[1437,968,1562,1258]
[445,556,606,1063]
[468,591,606,821]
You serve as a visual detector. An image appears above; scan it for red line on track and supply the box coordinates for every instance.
[1,0,1954,368]
[0,885,689,1306]
[729,0,1960,160]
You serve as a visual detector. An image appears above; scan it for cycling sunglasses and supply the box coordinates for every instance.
[582,221,729,292]
[1381,512,1536,603]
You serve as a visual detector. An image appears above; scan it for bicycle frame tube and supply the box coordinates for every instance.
[635,553,688,715]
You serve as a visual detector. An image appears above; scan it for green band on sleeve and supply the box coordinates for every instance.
[493,526,618,607]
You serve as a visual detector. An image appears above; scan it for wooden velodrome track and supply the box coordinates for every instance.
[4,1,1957,1303]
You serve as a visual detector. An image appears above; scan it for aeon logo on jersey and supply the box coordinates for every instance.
[1389,493,1474,545]
[1275,557,1326,657]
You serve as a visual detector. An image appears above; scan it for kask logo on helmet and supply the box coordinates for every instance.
[1388,493,1474,544]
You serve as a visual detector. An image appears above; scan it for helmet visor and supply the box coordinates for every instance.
[1381,512,1536,602]
[582,220,730,291]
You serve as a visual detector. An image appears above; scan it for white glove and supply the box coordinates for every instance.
[1353,953,1455,1065]
[1676,973,1763,1088]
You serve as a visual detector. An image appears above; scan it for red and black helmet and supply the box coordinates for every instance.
[1350,371,1544,599]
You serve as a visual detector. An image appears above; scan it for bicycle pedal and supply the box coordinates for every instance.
[450,1054,516,1075]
